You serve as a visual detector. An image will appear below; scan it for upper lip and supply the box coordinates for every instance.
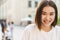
[44,21,50,23]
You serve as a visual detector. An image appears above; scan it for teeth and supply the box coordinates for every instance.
[44,21,49,24]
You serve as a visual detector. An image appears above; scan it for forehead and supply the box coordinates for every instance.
[42,6,55,13]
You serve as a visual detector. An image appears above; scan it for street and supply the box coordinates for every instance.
[0,25,26,40]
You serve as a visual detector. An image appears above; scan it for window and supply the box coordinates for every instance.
[35,1,38,7]
[28,1,32,7]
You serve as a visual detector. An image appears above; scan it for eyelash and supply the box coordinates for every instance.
[42,13,54,16]
[50,13,54,15]
[42,13,46,15]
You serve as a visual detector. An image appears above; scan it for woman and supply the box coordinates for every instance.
[1,21,7,40]
[21,0,60,40]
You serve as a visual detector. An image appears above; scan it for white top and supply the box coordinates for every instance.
[6,24,14,37]
[21,24,60,40]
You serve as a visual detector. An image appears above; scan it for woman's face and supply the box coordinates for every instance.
[41,6,55,27]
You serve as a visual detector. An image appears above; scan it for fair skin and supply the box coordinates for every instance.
[41,6,55,32]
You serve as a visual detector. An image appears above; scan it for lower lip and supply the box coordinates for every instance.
[44,21,50,24]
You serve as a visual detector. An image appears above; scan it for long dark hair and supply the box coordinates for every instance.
[35,1,58,30]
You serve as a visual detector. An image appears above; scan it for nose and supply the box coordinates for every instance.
[46,15,50,20]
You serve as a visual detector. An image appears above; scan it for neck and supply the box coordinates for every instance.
[41,25,52,32]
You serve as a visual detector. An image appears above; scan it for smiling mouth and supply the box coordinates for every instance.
[44,20,51,24]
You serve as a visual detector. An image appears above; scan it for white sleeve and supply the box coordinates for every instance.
[20,30,30,40]
[55,26,60,40]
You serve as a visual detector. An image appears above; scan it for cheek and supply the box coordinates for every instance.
[51,15,55,21]
[41,16,45,22]
[41,15,45,19]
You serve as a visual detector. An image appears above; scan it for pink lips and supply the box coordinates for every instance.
[44,20,50,24]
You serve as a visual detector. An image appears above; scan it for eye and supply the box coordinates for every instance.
[42,12,46,15]
[50,13,53,15]
[50,12,55,16]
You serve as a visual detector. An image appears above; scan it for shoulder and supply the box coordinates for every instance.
[22,24,36,36]
[55,25,60,29]
[21,24,36,40]
[25,24,36,31]
[55,25,60,31]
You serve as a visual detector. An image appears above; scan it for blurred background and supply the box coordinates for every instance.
[0,0,60,40]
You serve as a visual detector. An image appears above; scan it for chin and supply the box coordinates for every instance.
[44,24,51,27]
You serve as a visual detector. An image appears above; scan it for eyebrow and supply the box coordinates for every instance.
[42,11,55,13]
